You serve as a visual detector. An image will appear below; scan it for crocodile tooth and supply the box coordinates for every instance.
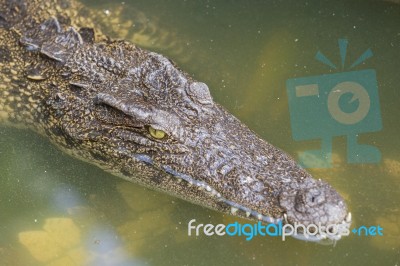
[257,214,262,220]
[27,74,46,81]
[176,178,182,183]
[245,212,251,218]
[230,207,238,214]
[205,186,212,192]
[69,81,89,89]
[283,213,288,223]
[345,212,352,223]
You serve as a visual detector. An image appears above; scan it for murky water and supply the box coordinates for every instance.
[1,0,399,265]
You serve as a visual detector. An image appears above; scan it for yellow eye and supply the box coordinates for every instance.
[148,126,166,139]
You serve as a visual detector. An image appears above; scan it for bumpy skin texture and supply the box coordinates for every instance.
[0,0,350,241]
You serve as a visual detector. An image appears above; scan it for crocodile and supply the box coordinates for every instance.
[0,0,351,243]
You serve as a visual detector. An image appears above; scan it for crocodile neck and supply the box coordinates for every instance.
[0,0,104,127]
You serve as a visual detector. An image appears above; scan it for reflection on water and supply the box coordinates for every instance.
[1,0,400,265]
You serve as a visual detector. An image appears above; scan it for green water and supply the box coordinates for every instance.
[1,0,399,265]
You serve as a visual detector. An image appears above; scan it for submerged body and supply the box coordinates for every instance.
[0,0,351,242]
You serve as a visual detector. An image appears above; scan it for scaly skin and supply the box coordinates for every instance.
[0,0,351,242]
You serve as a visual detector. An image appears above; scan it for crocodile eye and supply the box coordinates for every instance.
[148,126,166,139]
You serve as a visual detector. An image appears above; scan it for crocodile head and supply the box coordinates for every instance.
[38,32,351,242]
[0,0,351,244]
